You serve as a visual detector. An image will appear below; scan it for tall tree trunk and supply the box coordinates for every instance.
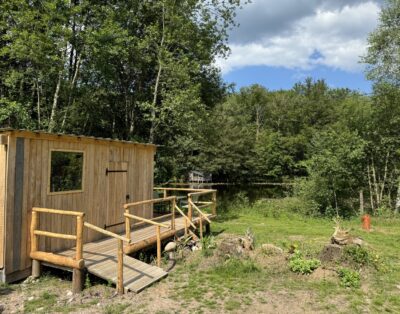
[371,158,380,209]
[149,2,165,144]
[359,189,364,215]
[36,79,41,129]
[395,178,400,214]
[367,164,375,211]
[61,53,81,130]
[48,70,63,132]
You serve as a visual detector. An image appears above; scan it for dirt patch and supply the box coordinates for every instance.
[309,267,338,282]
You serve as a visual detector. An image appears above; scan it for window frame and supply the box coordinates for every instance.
[47,148,86,195]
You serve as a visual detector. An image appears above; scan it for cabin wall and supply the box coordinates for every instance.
[4,135,155,278]
[0,141,7,270]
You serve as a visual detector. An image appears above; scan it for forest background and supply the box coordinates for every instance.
[1,0,400,216]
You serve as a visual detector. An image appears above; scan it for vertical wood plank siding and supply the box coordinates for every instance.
[3,133,155,277]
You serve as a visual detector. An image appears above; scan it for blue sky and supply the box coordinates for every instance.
[217,0,382,93]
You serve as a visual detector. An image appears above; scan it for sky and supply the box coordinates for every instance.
[216,0,383,93]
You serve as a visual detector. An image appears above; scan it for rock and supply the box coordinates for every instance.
[27,296,34,301]
[22,276,34,284]
[66,290,73,297]
[319,244,344,263]
[164,242,177,252]
[261,244,284,255]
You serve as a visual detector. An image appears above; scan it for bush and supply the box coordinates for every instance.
[338,267,360,288]
[288,250,321,274]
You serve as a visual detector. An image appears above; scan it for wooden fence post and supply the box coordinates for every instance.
[171,198,176,230]
[188,195,192,221]
[125,208,131,241]
[163,189,167,199]
[73,214,84,293]
[199,217,203,240]
[117,239,124,295]
[212,191,217,216]
[156,226,161,267]
[31,210,41,278]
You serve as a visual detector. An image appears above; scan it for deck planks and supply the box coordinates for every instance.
[56,215,213,292]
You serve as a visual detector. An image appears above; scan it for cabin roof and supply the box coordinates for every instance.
[0,128,156,149]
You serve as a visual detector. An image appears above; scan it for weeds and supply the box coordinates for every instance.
[338,268,360,288]
[288,250,321,274]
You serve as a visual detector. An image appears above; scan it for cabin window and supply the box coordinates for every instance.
[49,150,84,193]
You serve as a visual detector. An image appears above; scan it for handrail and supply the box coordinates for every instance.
[34,230,77,240]
[188,190,216,197]
[154,187,212,192]
[124,196,176,208]
[124,213,169,229]
[175,205,196,229]
[189,200,212,223]
[32,207,84,216]
[84,222,131,243]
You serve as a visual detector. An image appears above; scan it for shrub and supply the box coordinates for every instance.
[201,235,216,257]
[288,250,321,274]
[338,267,360,288]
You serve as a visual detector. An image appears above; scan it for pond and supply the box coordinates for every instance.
[167,183,292,212]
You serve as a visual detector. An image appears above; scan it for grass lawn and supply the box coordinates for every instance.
[1,198,399,313]
[167,199,400,313]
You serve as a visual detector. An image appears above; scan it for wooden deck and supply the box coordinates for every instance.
[56,214,212,292]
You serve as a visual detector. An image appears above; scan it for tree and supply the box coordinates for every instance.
[363,0,400,85]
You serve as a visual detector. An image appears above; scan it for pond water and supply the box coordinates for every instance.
[168,183,292,212]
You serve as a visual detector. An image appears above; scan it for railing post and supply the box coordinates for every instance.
[188,195,193,221]
[73,214,84,293]
[163,189,167,199]
[171,198,176,230]
[156,226,161,267]
[76,215,84,261]
[125,208,131,242]
[212,191,217,216]
[31,210,41,278]
[199,216,203,239]
[117,239,124,295]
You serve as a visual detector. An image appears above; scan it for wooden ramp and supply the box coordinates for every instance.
[57,215,212,292]
[59,238,168,293]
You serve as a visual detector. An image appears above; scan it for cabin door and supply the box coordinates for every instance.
[106,161,128,231]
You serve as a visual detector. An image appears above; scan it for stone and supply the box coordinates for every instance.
[66,290,73,297]
[164,242,177,252]
[261,244,284,255]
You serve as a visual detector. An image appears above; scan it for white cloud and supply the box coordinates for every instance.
[218,1,380,74]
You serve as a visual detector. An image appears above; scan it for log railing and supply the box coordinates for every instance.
[154,187,217,239]
[83,222,130,295]
[123,196,176,266]
[30,207,85,293]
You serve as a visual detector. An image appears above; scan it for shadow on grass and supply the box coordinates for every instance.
[0,284,14,296]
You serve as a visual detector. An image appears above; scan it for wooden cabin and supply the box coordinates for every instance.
[0,129,156,283]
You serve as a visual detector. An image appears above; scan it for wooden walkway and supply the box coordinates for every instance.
[57,214,212,292]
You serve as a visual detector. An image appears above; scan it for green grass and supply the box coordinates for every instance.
[168,198,400,313]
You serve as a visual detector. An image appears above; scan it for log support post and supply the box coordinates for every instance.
[212,191,217,216]
[125,209,131,242]
[188,196,193,221]
[171,198,176,230]
[156,226,161,267]
[117,239,124,295]
[199,217,203,240]
[72,268,84,293]
[31,210,41,278]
